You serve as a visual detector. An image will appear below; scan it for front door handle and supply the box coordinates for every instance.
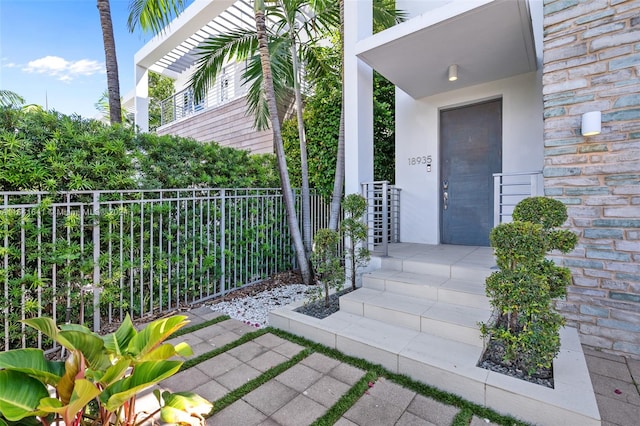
[443,180,449,210]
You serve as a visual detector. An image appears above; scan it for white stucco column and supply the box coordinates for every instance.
[344,0,374,195]
[134,65,149,133]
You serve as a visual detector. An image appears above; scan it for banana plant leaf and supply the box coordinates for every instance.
[38,379,101,424]
[100,360,182,412]
[126,315,189,358]
[102,314,136,357]
[0,348,65,386]
[0,370,49,421]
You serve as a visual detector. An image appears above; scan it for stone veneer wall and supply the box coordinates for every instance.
[543,0,640,358]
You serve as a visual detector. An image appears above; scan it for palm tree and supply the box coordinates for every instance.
[188,0,337,257]
[328,0,404,230]
[254,0,312,285]
[0,90,25,108]
[127,0,185,34]
[97,0,122,124]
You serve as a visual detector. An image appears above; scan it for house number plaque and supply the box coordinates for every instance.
[407,155,432,166]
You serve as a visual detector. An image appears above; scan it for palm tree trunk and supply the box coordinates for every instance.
[255,0,312,285]
[290,30,312,256]
[97,0,122,124]
[328,0,345,231]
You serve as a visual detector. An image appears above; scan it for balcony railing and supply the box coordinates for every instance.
[160,64,245,126]
[493,171,543,225]
[361,181,401,257]
[1,188,329,352]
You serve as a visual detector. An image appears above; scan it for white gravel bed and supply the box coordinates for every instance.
[208,284,311,328]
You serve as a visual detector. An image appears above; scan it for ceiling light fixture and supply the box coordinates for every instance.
[448,64,458,82]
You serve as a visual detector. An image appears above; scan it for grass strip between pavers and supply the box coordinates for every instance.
[452,408,474,426]
[310,370,378,426]
[180,327,269,371]
[207,348,313,418]
[170,314,231,339]
[266,327,530,426]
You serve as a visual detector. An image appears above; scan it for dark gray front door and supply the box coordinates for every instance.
[440,99,502,246]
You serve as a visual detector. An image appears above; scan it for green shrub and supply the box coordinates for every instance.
[310,228,344,307]
[340,194,370,290]
[481,197,577,374]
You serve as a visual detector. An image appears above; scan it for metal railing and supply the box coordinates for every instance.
[160,64,246,126]
[493,171,543,225]
[1,188,328,352]
[361,181,401,256]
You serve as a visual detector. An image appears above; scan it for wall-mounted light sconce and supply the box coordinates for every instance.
[448,64,458,82]
[581,111,601,136]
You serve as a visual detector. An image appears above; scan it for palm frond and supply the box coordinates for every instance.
[373,0,407,32]
[189,29,259,104]
[0,90,25,108]
[127,0,186,34]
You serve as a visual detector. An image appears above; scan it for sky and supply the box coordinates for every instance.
[0,0,162,119]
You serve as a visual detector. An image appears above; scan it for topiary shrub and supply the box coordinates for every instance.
[480,196,578,376]
[310,228,344,308]
[340,194,370,291]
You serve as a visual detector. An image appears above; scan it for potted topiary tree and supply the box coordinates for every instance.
[480,196,577,381]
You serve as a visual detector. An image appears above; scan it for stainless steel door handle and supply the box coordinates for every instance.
[443,180,449,210]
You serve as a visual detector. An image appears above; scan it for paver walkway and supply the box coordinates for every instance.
[145,307,639,426]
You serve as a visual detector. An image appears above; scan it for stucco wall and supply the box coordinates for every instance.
[543,0,640,357]
[395,71,544,244]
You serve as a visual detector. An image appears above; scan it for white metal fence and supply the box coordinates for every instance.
[493,171,543,225]
[361,181,401,256]
[1,188,329,352]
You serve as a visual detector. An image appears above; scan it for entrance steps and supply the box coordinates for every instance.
[269,244,600,425]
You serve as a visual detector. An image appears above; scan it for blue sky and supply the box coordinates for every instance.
[0,0,160,119]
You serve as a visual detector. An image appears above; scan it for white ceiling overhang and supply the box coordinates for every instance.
[134,0,254,78]
[355,0,537,99]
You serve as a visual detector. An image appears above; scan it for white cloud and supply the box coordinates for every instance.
[23,55,104,81]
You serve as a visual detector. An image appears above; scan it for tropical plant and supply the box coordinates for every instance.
[148,72,175,131]
[327,0,405,231]
[0,314,212,425]
[97,0,122,125]
[480,197,577,375]
[0,90,24,108]
[341,194,370,291]
[253,0,313,285]
[309,228,343,307]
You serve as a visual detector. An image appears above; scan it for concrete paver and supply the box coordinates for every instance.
[328,363,366,386]
[275,363,324,392]
[195,352,243,377]
[216,362,262,389]
[248,349,290,372]
[303,374,351,407]
[342,389,406,425]
[208,399,267,426]
[406,393,460,425]
[270,394,327,426]
[243,380,299,416]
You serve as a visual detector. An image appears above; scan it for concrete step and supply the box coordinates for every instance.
[380,248,496,282]
[339,288,490,347]
[362,269,490,310]
[269,306,600,426]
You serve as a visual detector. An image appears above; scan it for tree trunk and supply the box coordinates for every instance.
[290,31,312,258]
[97,0,122,124]
[254,0,312,285]
[328,0,345,231]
